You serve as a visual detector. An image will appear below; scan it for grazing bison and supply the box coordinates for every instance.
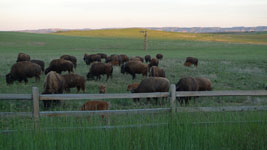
[97,53,108,59]
[60,55,77,68]
[129,57,143,62]
[149,66,165,78]
[185,57,198,67]
[45,59,74,74]
[131,77,170,104]
[87,62,113,81]
[99,85,106,94]
[84,54,101,65]
[121,61,148,80]
[30,59,45,72]
[176,77,199,105]
[195,77,212,91]
[184,62,193,67]
[119,54,129,64]
[105,55,121,66]
[148,58,159,68]
[144,55,151,63]
[81,100,110,121]
[127,83,139,91]
[62,73,86,93]
[42,71,65,108]
[6,61,41,84]
[156,54,163,60]
[16,53,30,62]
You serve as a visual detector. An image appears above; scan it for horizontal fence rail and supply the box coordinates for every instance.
[0,94,32,100]
[40,92,169,100]
[176,90,267,97]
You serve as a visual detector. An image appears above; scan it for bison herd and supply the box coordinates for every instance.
[6,52,211,110]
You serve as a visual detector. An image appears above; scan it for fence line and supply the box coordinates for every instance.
[0,85,267,120]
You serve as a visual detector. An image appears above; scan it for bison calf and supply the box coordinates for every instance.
[81,100,110,121]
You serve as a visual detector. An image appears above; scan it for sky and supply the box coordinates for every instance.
[0,0,267,31]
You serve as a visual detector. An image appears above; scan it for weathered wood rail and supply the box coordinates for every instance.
[0,84,267,121]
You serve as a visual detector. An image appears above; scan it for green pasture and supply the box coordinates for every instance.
[0,30,267,149]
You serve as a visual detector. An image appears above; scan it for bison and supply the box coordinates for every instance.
[97,53,108,59]
[185,57,198,67]
[144,55,151,63]
[6,61,41,84]
[60,55,77,68]
[195,77,212,91]
[120,61,148,80]
[176,77,199,105]
[84,54,101,65]
[105,55,121,66]
[81,100,110,121]
[99,85,106,94]
[87,62,113,81]
[148,58,159,68]
[149,66,165,78]
[156,54,163,60]
[119,54,129,64]
[130,56,144,62]
[127,83,139,91]
[30,59,45,72]
[131,77,170,104]
[184,62,193,67]
[16,53,30,62]
[42,71,65,108]
[61,73,86,93]
[45,59,74,74]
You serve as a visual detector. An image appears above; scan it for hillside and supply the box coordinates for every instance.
[53,28,267,45]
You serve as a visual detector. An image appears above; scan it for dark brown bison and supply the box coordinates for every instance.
[60,55,77,68]
[97,53,108,59]
[185,57,198,67]
[30,59,45,72]
[131,77,170,104]
[6,61,41,84]
[144,55,151,63]
[176,77,199,105]
[45,59,74,74]
[16,53,30,62]
[149,58,159,68]
[42,71,65,108]
[119,54,129,64]
[105,55,121,66]
[127,83,139,91]
[120,61,148,80]
[156,54,163,60]
[81,100,110,121]
[87,62,113,81]
[130,56,144,62]
[84,54,101,65]
[62,73,86,93]
[195,77,212,91]
[149,66,165,77]
[184,62,193,67]
[99,85,106,94]
[129,57,143,62]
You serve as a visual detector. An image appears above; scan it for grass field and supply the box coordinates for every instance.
[0,30,267,149]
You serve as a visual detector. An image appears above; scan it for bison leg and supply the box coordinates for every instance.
[76,86,80,93]
[35,76,40,82]
[131,74,136,80]
[24,78,28,84]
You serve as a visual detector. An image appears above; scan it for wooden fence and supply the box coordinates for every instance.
[1,84,267,121]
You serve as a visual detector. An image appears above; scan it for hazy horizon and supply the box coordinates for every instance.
[1,0,267,31]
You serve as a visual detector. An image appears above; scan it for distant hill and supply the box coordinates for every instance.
[16,26,267,33]
[147,26,267,33]
[53,28,267,45]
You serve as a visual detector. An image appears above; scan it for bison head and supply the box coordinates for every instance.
[5,73,14,84]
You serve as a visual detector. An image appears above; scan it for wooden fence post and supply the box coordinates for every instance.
[32,87,40,127]
[170,84,176,113]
